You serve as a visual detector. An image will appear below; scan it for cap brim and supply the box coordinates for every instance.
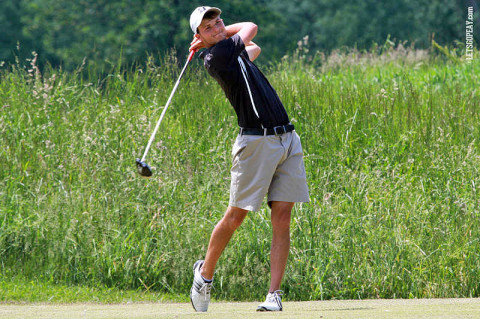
[195,7,222,33]
[204,7,222,16]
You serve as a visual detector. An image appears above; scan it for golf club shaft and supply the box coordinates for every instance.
[141,50,196,162]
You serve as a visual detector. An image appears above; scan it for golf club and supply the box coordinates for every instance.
[136,49,197,177]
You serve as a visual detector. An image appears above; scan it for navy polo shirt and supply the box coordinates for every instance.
[200,34,290,129]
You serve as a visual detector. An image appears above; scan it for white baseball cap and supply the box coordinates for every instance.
[190,6,222,34]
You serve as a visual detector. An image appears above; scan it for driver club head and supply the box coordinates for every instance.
[136,158,153,177]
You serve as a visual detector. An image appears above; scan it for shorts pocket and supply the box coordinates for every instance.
[232,135,247,160]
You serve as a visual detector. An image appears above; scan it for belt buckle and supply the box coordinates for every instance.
[273,125,286,136]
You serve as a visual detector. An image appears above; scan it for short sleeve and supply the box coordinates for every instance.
[204,34,245,71]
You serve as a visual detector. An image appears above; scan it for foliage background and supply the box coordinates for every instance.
[1,0,480,302]
[1,0,478,69]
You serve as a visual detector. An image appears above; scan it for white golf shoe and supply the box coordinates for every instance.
[256,290,283,311]
[190,260,213,312]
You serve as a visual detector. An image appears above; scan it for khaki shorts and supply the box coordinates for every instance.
[229,131,309,211]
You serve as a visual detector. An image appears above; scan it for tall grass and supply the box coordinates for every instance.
[1,47,479,301]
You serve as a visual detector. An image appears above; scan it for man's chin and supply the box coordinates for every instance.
[216,33,227,41]
[206,34,227,47]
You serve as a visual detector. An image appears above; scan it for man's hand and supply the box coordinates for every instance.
[190,36,205,52]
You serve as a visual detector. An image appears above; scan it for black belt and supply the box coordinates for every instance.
[239,124,295,136]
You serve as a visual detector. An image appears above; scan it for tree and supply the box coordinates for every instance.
[0,0,475,69]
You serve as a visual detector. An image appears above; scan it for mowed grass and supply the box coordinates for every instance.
[0,274,185,303]
[1,298,480,319]
[0,47,479,302]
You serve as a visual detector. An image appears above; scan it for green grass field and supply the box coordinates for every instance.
[1,46,479,302]
[2,298,480,318]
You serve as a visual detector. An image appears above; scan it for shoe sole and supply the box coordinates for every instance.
[257,307,282,312]
[190,288,197,312]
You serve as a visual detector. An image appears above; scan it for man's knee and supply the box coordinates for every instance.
[270,202,294,230]
[223,206,248,230]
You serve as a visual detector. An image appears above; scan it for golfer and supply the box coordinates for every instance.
[188,6,309,312]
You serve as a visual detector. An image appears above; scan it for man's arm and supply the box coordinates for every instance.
[245,41,261,62]
[226,22,261,61]
[188,21,261,61]
[225,22,257,44]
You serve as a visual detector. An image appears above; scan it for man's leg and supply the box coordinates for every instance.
[269,201,294,292]
[257,201,294,312]
[191,205,248,312]
[201,205,248,280]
